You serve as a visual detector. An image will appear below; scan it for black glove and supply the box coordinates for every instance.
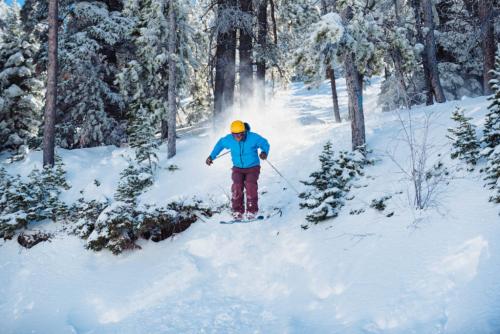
[259,152,267,160]
[206,156,213,166]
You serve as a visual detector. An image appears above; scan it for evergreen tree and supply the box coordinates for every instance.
[435,0,483,100]
[56,1,132,149]
[114,106,157,206]
[0,2,44,152]
[299,141,366,223]
[295,11,342,121]
[447,107,480,167]
[483,47,500,158]
[484,147,500,203]
[0,156,70,239]
[483,46,500,203]
[377,0,420,110]
[119,0,198,142]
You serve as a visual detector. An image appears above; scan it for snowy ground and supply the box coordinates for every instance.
[1,78,499,333]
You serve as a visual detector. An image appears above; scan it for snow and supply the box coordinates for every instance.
[5,51,24,67]
[1,78,500,333]
[310,13,344,44]
[4,83,23,98]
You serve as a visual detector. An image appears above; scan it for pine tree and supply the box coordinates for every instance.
[295,11,342,121]
[377,0,420,110]
[0,156,70,239]
[115,106,157,206]
[483,46,500,203]
[0,2,44,152]
[484,147,500,203]
[483,47,500,158]
[447,107,480,167]
[299,141,366,223]
[434,0,483,100]
[56,1,132,149]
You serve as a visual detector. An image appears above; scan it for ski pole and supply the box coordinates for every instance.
[214,151,230,160]
[265,159,301,195]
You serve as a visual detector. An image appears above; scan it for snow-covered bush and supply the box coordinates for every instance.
[0,157,70,239]
[299,141,368,223]
[68,195,111,239]
[115,164,154,205]
[83,199,212,254]
[447,107,480,167]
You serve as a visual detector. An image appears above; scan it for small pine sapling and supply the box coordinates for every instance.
[447,107,480,167]
[299,141,367,223]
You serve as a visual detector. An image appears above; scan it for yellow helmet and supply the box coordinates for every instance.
[230,120,245,134]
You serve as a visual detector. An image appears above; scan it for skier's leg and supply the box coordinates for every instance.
[231,167,245,217]
[245,166,260,214]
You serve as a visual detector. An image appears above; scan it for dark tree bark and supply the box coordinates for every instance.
[320,1,341,122]
[256,0,268,105]
[341,6,365,151]
[161,120,168,140]
[410,0,434,105]
[391,0,410,109]
[167,2,177,158]
[345,54,365,150]
[479,0,495,95]
[239,0,253,103]
[214,0,237,116]
[43,0,58,167]
[421,0,446,103]
[391,49,411,109]
[223,21,237,112]
[214,31,226,116]
[327,66,341,122]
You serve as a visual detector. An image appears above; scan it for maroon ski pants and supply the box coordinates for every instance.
[231,166,260,214]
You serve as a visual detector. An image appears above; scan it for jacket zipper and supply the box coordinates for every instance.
[239,141,244,166]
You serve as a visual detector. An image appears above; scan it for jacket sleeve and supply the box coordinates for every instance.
[257,134,270,156]
[209,137,227,159]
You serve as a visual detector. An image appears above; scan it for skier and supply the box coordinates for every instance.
[206,120,270,220]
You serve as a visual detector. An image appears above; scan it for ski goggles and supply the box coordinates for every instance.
[232,132,245,138]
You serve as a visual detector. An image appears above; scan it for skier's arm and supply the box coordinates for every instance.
[209,137,227,160]
[257,135,270,156]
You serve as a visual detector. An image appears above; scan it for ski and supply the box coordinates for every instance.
[219,215,264,224]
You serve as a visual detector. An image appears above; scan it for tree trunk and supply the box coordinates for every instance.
[161,120,168,140]
[421,0,446,103]
[344,53,365,151]
[223,24,236,112]
[167,2,177,158]
[341,5,365,151]
[239,0,253,105]
[256,0,267,106]
[43,0,58,167]
[391,49,411,109]
[214,0,237,116]
[391,0,410,109]
[321,0,341,122]
[479,0,495,95]
[410,0,434,105]
[214,31,226,116]
[327,65,341,122]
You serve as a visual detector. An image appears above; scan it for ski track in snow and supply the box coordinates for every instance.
[1,79,500,333]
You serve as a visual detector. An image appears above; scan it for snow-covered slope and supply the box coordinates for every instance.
[1,79,499,333]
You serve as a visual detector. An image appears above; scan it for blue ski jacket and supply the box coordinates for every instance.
[209,131,270,168]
